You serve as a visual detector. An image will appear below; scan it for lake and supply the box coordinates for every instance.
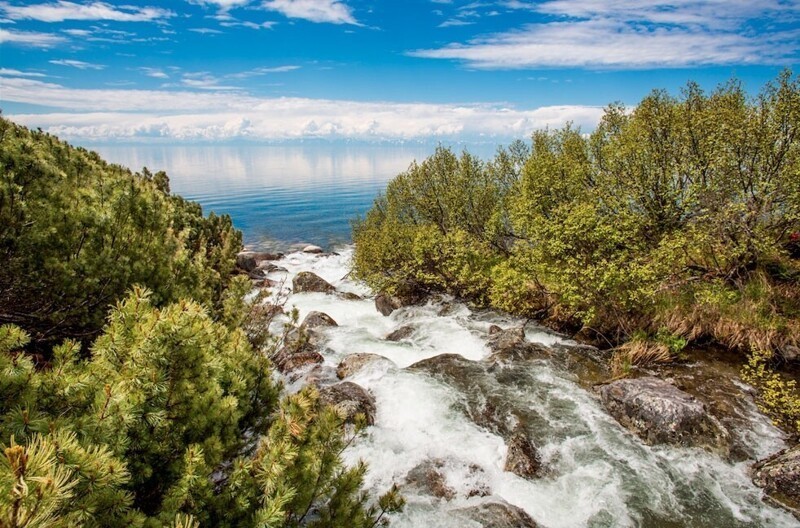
[93,144,499,251]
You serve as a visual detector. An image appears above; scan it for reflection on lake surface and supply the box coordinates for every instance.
[94,144,498,250]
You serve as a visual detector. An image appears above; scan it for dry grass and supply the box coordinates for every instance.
[611,340,672,377]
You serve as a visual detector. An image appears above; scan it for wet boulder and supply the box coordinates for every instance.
[300,311,338,331]
[338,291,363,301]
[504,427,543,479]
[318,381,377,425]
[597,376,730,453]
[752,444,800,518]
[293,271,336,294]
[487,327,549,362]
[375,293,403,316]
[403,459,456,500]
[386,325,415,342]
[337,353,395,379]
[452,500,538,528]
[303,244,324,254]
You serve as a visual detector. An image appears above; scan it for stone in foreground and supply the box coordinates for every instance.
[302,244,324,254]
[318,381,377,425]
[293,271,336,294]
[386,325,414,341]
[597,376,730,453]
[752,444,800,518]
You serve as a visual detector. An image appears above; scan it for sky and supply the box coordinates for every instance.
[0,0,798,143]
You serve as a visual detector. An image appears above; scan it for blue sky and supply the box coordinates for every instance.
[1,0,798,142]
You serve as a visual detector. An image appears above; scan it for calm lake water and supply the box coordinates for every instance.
[94,144,498,251]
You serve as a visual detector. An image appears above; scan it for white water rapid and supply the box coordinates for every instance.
[264,248,796,528]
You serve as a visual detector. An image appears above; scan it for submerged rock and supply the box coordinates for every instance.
[318,381,377,425]
[336,353,395,379]
[597,376,730,453]
[504,427,543,479]
[753,444,800,518]
[337,291,363,301]
[300,311,338,331]
[452,500,538,528]
[386,325,414,342]
[293,271,336,294]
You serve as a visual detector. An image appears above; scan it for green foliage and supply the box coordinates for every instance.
[0,121,400,527]
[0,117,241,345]
[742,350,800,436]
[353,71,800,353]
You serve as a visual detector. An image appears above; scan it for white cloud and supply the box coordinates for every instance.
[414,0,800,68]
[228,65,300,78]
[139,67,169,79]
[49,59,106,70]
[1,76,603,142]
[192,0,252,10]
[262,0,359,25]
[0,68,47,77]
[188,27,223,34]
[0,27,65,46]
[438,19,474,27]
[0,1,173,22]
[220,19,276,29]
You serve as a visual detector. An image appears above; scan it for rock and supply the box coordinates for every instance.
[318,382,377,425]
[781,344,800,362]
[338,291,362,301]
[293,271,335,294]
[487,327,549,362]
[255,262,288,274]
[276,350,324,373]
[386,325,414,342]
[337,353,395,379]
[300,311,338,331]
[453,501,538,528]
[752,444,800,517]
[302,244,324,254]
[488,325,503,335]
[236,251,282,271]
[504,427,543,479]
[375,293,402,316]
[597,376,730,453]
[403,459,456,500]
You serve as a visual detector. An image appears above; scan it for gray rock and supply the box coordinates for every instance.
[597,376,730,453]
[337,353,394,379]
[293,271,335,294]
[386,325,414,342]
[318,382,377,425]
[453,501,538,528]
[300,311,338,331]
[302,244,324,254]
[781,344,800,362]
[504,427,543,479]
[753,444,800,518]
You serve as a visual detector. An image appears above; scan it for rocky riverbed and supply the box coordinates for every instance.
[240,247,799,527]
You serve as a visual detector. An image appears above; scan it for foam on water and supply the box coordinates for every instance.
[265,248,796,527]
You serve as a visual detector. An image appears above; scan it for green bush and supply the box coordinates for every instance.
[0,118,241,346]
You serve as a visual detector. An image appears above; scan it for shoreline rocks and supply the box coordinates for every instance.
[752,444,800,518]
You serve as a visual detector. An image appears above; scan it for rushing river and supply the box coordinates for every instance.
[262,248,796,528]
